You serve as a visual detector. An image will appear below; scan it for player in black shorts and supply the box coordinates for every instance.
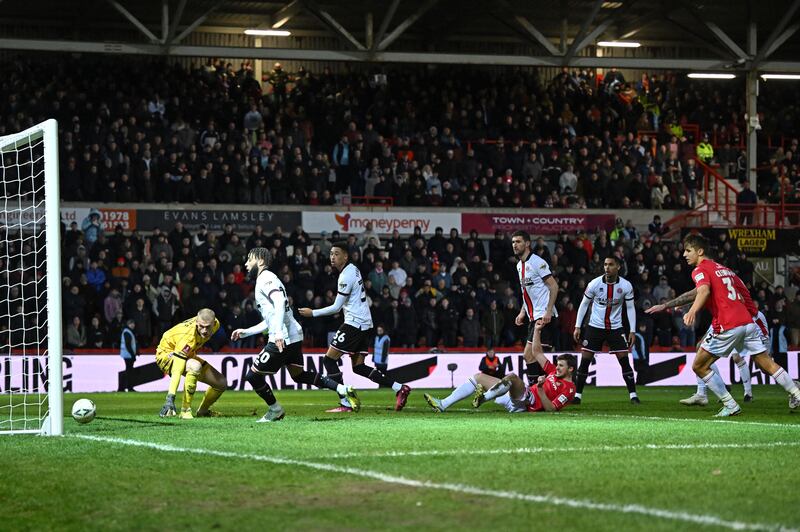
[572,256,639,404]
[300,242,411,412]
[231,247,357,422]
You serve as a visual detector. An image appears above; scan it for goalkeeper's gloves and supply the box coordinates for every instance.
[159,394,177,418]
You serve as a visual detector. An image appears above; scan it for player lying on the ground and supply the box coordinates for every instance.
[156,308,227,419]
[678,309,767,406]
[648,234,800,416]
[299,242,411,412]
[424,320,576,413]
[231,247,359,422]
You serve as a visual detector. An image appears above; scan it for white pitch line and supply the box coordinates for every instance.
[567,413,800,429]
[298,403,800,425]
[328,441,800,459]
[73,434,797,532]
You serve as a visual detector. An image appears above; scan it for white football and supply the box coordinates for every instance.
[71,398,96,424]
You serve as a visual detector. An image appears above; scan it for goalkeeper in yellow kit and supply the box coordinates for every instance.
[156,308,227,419]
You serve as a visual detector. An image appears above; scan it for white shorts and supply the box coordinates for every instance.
[700,323,768,358]
[494,388,533,413]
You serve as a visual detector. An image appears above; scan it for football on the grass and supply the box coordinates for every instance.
[71,398,96,424]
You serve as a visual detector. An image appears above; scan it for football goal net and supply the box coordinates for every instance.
[0,119,62,435]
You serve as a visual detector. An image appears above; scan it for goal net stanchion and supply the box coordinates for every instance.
[0,119,62,436]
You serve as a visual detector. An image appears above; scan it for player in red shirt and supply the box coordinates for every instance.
[678,234,800,415]
[423,320,576,414]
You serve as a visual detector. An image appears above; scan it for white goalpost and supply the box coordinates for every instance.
[0,119,63,436]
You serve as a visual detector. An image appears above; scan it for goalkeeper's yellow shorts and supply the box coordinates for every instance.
[155,351,207,375]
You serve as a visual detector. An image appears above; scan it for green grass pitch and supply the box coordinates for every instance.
[1,386,799,531]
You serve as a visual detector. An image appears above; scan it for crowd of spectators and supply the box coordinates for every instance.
[3,54,800,354]
[7,55,798,213]
[2,215,795,355]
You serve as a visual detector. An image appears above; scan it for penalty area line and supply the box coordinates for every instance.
[328,440,800,459]
[72,434,796,532]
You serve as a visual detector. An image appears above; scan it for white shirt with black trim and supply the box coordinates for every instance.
[313,263,373,330]
[579,275,635,330]
[248,269,304,344]
[516,251,557,320]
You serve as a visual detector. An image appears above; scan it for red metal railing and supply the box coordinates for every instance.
[344,195,394,208]
[696,157,739,225]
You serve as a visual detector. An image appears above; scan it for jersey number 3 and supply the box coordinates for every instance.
[721,278,737,301]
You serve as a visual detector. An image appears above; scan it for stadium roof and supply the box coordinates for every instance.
[2,0,800,71]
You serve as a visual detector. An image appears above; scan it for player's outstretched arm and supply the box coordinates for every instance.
[683,285,710,327]
[530,320,549,367]
[299,292,347,318]
[232,320,268,341]
[646,288,697,314]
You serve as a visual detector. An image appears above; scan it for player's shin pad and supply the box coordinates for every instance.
[182,359,202,410]
[616,356,637,394]
[323,356,344,384]
[575,358,592,394]
[353,363,394,387]
[198,386,224,412]
[182,372,198,410]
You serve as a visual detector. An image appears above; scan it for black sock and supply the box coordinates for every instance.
[525,361,542,385]
[245,369,276,406]
[323,356,345,397]
[576,357,593,395]
[353,363,394,388]
[617,356,637,394]
[295,370,340,392]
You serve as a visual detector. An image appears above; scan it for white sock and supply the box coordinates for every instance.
[335,384,348,395]
[391,382,402,392]
[696,375,707,396]
[629,392,638,399]
[484,380,511,401]
[771,368,800,399]
[736,359,752,396]
[574,392,582,399]
[441,378,478,410]
[702,370,739,410]
[269,402,283,411]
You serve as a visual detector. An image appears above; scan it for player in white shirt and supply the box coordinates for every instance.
[572,255,640,404]
[299,242,412,412]
[679,309,766,406]
[231,247,358,422]
[510,230,559,385]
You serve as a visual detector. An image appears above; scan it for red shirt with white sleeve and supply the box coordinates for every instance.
[527,360,576,412]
